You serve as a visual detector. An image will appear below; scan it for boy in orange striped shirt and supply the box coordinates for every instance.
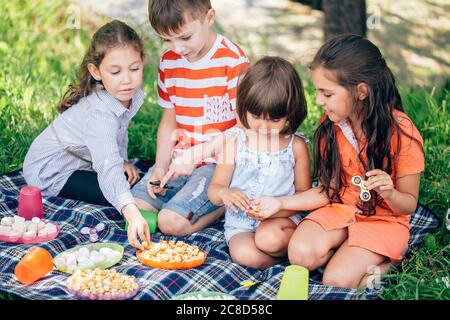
[131,0,249,236]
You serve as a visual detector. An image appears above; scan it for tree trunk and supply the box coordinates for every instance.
[322,0,367,40]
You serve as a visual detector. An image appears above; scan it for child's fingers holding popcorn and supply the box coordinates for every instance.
[219,188,251,213]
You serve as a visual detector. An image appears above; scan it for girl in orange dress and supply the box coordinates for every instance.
[245,35,425,289]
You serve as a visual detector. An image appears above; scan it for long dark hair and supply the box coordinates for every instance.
[58,20,145,113]
[310,34,422,216]
[237,56,308,135]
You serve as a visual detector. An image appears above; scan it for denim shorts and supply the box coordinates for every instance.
[131,163,221,224]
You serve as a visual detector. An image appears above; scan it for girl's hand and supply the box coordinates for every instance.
[245,196,282,220]
[218,188,251,213]
[122,204,150,250]
[147,166,168,199]
[123,161,140,186]
[365,169,395,201]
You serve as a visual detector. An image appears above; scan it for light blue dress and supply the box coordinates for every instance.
[224,128,305,243]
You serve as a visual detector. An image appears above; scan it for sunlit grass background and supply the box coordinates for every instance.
[0,0,448,300]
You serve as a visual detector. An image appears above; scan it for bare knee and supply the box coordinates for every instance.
[255,227,287,255]
[288,241,322,271]
[322,268,358,289]
[157,210,190,237]
[230,244,266,270]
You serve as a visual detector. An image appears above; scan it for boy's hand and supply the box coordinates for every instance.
[159,158,197,189]
[245,197,282,220]
[123,161,140,186]
[147,166,168,199]
[365,169,395,201]
[218,188,251,213]
[122,204,150,250]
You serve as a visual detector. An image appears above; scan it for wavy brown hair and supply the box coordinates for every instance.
[58,20,145,113]
[237,56,308,135]
[310,34,423,216]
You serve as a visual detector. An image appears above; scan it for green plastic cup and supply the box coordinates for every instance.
[277,265,309,300]
[125,209,158,234]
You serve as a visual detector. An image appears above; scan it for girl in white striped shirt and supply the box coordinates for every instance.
[23,20,150,249]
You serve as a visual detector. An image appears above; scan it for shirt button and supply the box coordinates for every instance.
[258,176,265,183]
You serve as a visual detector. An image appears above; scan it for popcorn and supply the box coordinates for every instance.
[67,269,139,297]
[140,240,205,263]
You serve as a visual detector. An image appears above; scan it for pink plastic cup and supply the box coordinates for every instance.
[18,186,44,220]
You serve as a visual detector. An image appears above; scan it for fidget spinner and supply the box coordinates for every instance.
[80,223,106,242]
[351,175,371,202]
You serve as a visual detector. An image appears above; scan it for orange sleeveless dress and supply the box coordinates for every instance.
[304,110,425,261]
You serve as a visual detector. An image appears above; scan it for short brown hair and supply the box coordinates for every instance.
[237,56,308,135]
[149,0,212,35]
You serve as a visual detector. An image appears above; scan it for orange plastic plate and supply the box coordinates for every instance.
[136,250,206,270]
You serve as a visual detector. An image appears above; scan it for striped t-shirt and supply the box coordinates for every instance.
[158,34,249,152]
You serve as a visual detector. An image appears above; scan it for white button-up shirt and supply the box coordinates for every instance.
[23,88,145,212]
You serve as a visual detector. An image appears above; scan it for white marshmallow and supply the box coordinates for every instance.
[77,255,88,264]
[106,250,121,261]
[0,226,12,236]
[66,257,77,268]
[9,230,21,239]
[67,265,77,273]
[1,217,14,226]
[89,250,100,258]
[38,229,48,237]
[45,223,57,234]
[75,249,89,261]
[31,217,41,224]
[23,230,37,239]
[12,222,25,233]
[38,222,46,230]
[61,252,71,259]
[13,216,25,224]
[54,257,66,268]
[78,247,90,256]
[91,254,106,264]
[27,223,38,232]
[78,259,95,269]
[99,247,113,256]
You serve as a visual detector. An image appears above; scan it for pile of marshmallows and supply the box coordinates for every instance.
[55,247,121,273]
[0,215,57,240]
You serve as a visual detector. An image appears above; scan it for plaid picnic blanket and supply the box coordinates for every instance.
[0,160,439,300]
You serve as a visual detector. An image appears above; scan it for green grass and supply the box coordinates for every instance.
[0,0,449,300]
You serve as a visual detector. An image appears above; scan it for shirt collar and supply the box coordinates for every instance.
[95,88,144,118]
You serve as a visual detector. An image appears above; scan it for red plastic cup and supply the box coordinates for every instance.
[18,186,44,220]
[14,247,53,285]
